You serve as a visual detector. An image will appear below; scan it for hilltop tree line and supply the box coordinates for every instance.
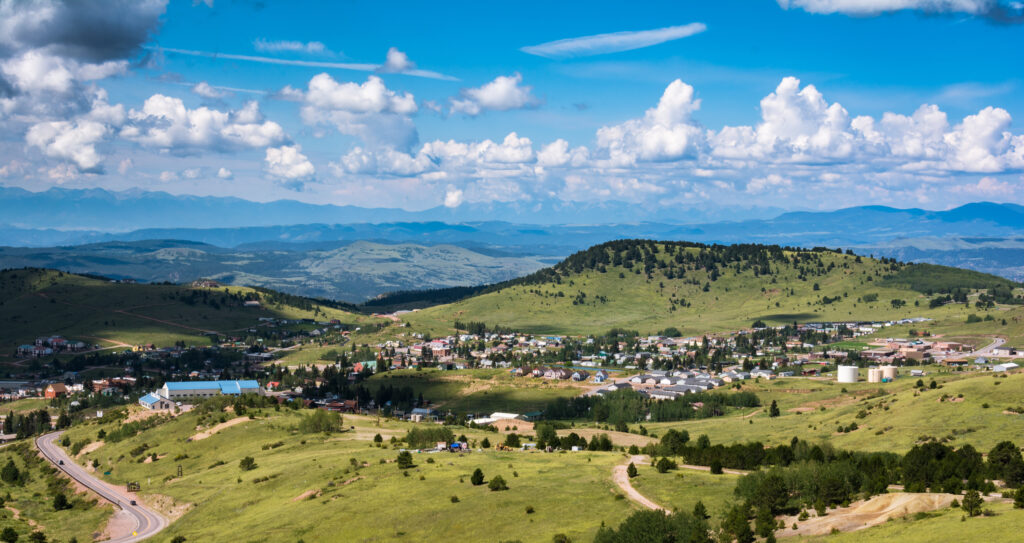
[542,389,760,424]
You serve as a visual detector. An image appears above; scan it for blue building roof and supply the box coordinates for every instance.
[139,393,161,404]
[164,380,260,393]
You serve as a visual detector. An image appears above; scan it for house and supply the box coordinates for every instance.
[571,370,589,381]
[993,362,1020,372]
[594,370,609,383]
[993,346,1019,357]
[409,407,439,422]
[44,383,68,399]
[139,392,174,410]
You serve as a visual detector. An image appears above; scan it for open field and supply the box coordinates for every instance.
[644,369,1024,454]
[57,408,652,543]
[364,368,588,414]
[629,463,740,523]
[0,443,113,542]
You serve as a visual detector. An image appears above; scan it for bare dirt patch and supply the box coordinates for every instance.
[142,493,192,522]
[787,407,816,413]
[142,453,167,464]
[100,508,136,541]
[292,489,320,502]
[190,416,251,441]
[77,441,105,457]
[778,493,956,537]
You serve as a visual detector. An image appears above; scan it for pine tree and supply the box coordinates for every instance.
[693,500,710,520]
[626,462,638,478]
[962,490,983,517]
[470,468,485,486]
[769,400,780,418]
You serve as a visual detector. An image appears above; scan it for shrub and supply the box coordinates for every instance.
[239,456,257,471]
[52,493,71,511]
[627,462,638,478]
[471,468,485,485]
[488,475,509,491]
[450,495,459,503]
[526,505,535,514]
[396,451,414,469]
[655,457,677,473]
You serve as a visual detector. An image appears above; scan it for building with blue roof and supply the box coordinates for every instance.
[139,380,262,409]
[139,392,173,410]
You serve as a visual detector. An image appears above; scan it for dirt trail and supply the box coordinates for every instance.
[779,493,957,537]
[612,455,666,512]
[190,417,251,441]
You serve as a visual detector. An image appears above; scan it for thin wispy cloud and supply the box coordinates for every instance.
[149,47,459,81]
[253,39,331,55]
[520,23,707,59]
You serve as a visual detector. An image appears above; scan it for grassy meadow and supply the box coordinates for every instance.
[399,246,1019,336]
[0,443,113,542]
[58,408,650,543]
[364,368,588,414]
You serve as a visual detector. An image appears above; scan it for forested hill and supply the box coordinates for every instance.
[402,240,1023,335]
[498,240,1019,295]
[0,268,380,358]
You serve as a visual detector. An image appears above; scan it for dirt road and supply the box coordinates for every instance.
[612,455,666,511]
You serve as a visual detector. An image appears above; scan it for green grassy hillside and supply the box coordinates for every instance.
[59,405,641,543]
[0,268,381,364]
[402,240,1022,335]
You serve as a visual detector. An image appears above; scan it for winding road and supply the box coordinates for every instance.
[36,432,167,542]
[612,455,666,511]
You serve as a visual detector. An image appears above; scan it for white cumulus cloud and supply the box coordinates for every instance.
[265,144,315,180]
[450,73,537,116]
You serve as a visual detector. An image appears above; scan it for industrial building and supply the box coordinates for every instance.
[139,380,262,410]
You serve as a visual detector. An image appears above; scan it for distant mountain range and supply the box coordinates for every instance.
[0,186,782,233]
[2,187,1023,294]
[0,240,553,302]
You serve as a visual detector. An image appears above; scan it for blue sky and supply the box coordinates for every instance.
[1,0,1022,216]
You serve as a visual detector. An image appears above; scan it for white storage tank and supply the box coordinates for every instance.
[837,365,859,383]
[880,365,898,381]
[867,368,883,383]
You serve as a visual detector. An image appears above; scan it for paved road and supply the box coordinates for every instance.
[36,432,167,542]
[968,337,1005,357]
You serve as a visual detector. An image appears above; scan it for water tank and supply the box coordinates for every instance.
[867,368,882,383]
[837,365,859,383]
[880,365,898,380]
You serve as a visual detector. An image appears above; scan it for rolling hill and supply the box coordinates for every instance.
[402,240,1023,336]
[0,268,382,366]
[0,240,551,302]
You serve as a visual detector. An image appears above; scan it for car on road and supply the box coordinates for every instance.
[130,500,137,506]
[58,460,63,465]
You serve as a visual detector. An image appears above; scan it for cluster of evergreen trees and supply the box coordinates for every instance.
[533,423,614,451]
[2,410,60,439]
[542,389,760,424]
